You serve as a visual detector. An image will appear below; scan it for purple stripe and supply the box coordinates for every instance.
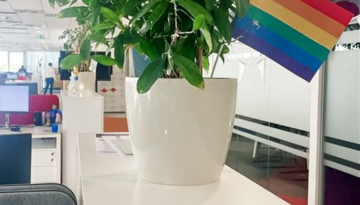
[233,26,316,82]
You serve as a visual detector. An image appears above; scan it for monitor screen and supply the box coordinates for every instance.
[0,85,30,113]
[6,72,18,80]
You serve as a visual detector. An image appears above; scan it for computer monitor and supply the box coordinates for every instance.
[0,85,30,129]
[6,72,18,80]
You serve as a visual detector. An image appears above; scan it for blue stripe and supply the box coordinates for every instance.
[233,15,323,73]
[232,24,316,82]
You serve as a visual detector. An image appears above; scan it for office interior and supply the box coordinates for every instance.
[0,0,360,205]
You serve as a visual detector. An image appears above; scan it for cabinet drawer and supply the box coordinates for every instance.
[32,150,57,166]
[31,167,58,183]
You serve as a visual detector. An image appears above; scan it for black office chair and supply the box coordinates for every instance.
[0,133,31,184]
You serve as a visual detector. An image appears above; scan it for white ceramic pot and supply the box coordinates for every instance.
[78,72,95,91]
[125,77,237,185]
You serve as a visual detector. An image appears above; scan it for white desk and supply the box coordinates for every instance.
[0,126,61,183]
[77,133,289,205]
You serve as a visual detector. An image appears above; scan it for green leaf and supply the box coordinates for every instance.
[82,0,90,5]
[137,39,158,60]
[91,22,116,30]
[130,1,158,25]
[148,1,169,26]
[114,37,125,68]
[49,0,56,8]
[200,28,212,51]
[177,0,213,25]
[214,8,232,42]
[172,51,204,90]
[80,39,91,60]
[55,0,71,7]
[219,0,232,10]
[88,0,98,7]
[91,55,117,66]
[235,0,250,17]
[171,35,196,61]
[60,54,82,69]
[122,28,141,44]
[69,0,77,6]
[58,6,88,18]
[192,15,205,31]
[202,56,209,72]
[137,56,166,94]
[204,0,216,10]
[100,7,121,25]
[88,33,107,44]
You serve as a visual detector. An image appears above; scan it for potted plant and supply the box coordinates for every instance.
[58,23,92,72]
[49,0,249,185]
[58,23,100,92]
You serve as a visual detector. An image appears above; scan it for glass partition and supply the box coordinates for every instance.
[323,30,360,204]
[211,42,309,204]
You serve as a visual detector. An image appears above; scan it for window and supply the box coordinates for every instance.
[0,51,8,72]
[9,52,24,72]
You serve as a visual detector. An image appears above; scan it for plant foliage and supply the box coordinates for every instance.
[50,0,249,93]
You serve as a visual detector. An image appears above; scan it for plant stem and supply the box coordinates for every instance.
[210,44,224,78]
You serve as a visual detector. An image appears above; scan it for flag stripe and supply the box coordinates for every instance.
[272,0,345,37]
[251,0,337,49]
[246,5,329,61]
[232,25,315,81]
[235,15,322,72]
[300,0,354,26]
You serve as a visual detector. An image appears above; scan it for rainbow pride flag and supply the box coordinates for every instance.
[232,0,353,81]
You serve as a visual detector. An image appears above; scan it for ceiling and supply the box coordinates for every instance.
[0,0,77,52]
[0,0,359,53]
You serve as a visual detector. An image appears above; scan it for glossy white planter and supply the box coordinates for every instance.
[78,72,95,91]
[125,77,237,185]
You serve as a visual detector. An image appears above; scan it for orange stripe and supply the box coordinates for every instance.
[272,0,344,37]
[251,0,337,49]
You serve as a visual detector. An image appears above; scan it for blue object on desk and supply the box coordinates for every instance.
[52,123,58,133]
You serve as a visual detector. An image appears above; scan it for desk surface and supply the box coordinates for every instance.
[0,126,59,138]
[77,133,289,205]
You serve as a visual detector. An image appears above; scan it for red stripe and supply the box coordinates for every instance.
[300,0,353,26]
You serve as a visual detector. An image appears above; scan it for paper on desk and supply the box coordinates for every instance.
[95,134,116,153]
[95,133,131,155]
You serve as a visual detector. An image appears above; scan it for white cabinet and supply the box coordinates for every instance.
[60,90,104,198]
[31,132,61,183]
[0,127,61,184]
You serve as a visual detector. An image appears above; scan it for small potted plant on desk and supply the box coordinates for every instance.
[49,0,249,185]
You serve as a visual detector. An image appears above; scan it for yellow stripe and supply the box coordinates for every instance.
[251,0,337,50]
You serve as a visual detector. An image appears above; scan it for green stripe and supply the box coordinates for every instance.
[325,136,360,151]
[325,154,360,171]
[247,5,329,61]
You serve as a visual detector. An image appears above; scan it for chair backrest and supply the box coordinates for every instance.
[0,183,77,205]
[0,133,31,184]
